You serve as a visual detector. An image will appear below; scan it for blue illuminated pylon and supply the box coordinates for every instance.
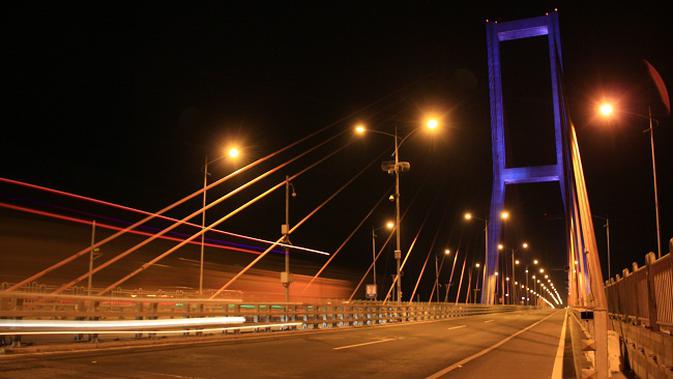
[482,12,569,304]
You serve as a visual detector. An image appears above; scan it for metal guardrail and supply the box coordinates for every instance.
[0,291,530,347]
[605,250,673,331]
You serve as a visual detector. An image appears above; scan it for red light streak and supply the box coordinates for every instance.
[0,202,261,256]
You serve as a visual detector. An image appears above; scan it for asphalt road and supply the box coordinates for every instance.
[0,310,567,379]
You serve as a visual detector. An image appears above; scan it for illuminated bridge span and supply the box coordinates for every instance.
[1,12,671,379]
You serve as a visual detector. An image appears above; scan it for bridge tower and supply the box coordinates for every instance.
[482,12,570,304]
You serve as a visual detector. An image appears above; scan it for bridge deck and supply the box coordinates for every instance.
[0,310,567,379]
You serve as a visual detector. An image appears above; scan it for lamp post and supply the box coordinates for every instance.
[473,263,482,304]
[355,117,440,302]
[597,101,665,257]
[370,220,395,300]
[199,146,241,295]
[464,212,488,304]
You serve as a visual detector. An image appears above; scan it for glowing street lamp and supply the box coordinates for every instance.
[522,242,529,249]
[598,101,614,118]
[463,211,489,304]
[533,259,539,265]
[444,249,451,255]
[595,90,666,258]
[500,210,510,221]
[199,144,244,294]
[385,220,395,230]
[497,243,504,251]
[355,117,441,302]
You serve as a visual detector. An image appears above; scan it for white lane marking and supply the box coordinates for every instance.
[333,337,397,350]
[426,311,558,379]
[484,320,494,323]
[447,325,467,330]
[551,308,568,379]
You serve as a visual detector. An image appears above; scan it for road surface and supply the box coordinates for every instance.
[0,310,567,378]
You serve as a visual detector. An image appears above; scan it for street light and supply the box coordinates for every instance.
[199,145,242,294]
[444,249,451,255]
[596,97,666,257]
[522,242,529,249]
[500,210,510,221]
[370,220,395,300]
[598,101,614,117]
[497,243,504,251]
[355,117,440,302]
[463,211,489,304]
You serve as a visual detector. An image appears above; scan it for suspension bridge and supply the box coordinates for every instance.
[1,12,671,379]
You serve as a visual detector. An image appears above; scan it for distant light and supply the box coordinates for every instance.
[522,242,529,249]
[385,220,395,230]
[533,259,539,265]
[355,124,366,135]
[500,210,510,221]
[444,249,451,255]
[475,263,481,268]
[464,212,473,221]
[539,268,545,274]
[494,271,499,276]
[515,259,520,265]
[497,243,504,251]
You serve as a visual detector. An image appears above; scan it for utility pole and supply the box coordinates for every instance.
[87,220,97,296]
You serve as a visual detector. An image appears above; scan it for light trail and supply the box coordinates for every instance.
[4,128,345,293]
[0,317,246,331]
[104,142,355,296]
[0,202,263,256]
[0,180,328,256]
[0,322,302,336]
[53,133,344,295]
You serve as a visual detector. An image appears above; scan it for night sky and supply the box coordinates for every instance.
[2,3,671,298]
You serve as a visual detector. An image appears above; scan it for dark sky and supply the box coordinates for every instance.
[2,3,671,299]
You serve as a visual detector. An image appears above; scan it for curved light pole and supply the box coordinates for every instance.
[369,220,394,300]
[200,146,241,294]
[355,117,440,302]
[596,101,665,257]
[464,212,488,304]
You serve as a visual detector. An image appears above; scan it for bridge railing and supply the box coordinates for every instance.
[0,291,531,347]
[603,240,673,378]
[605,249,673,332]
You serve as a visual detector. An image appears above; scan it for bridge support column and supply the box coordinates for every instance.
[482,12,569,304]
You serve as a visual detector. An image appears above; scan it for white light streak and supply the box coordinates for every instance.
[0,316,245,331]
